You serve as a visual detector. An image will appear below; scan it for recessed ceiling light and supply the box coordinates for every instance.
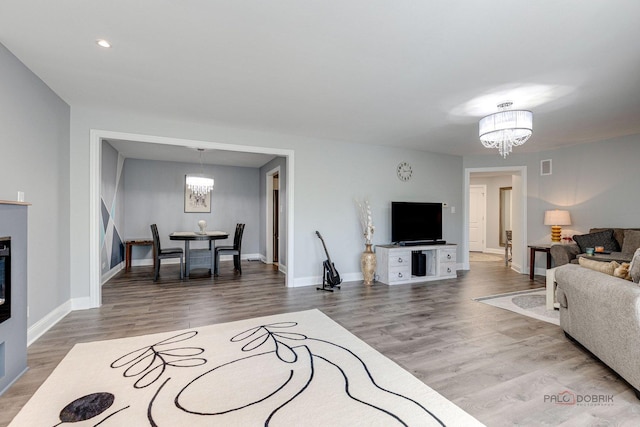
[96,39,112,48]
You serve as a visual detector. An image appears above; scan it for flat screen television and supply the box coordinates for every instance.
[391,202,443,244]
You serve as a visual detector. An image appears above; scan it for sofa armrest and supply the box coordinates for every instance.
[555,264,640,391]
[550,243,580,266]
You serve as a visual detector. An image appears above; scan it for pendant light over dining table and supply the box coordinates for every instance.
[186,148,214,196]
[479,102,533,158]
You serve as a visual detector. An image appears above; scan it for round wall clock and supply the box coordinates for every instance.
[396,161,412,181]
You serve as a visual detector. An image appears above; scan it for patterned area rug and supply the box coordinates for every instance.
[473,289,559,326]
[11,309,483,426]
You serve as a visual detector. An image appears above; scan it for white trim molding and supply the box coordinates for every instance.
[89,130,296,309]
[27,301,72,346]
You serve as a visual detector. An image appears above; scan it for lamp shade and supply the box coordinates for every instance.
[479,110,533,144]
[478,103,533,158]
[544,210,571,226]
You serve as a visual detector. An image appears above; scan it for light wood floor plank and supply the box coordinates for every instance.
[1,260,639,426]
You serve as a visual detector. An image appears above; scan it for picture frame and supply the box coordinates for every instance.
[184,176,211,213]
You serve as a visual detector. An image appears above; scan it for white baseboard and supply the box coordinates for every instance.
[294,271,364,288]
[101,263,123,285]
[27,300,72,347]
[512,262,524,274]
[483,248,505,255]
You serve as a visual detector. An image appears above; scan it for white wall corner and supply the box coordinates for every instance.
[101,263,123,285]
[71,296,95,311]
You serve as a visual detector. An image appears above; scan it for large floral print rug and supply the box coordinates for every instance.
[10,309,483,426]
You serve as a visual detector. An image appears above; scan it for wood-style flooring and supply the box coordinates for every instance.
[2,259,639,426]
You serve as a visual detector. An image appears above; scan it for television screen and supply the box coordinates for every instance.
[391,202,442,243]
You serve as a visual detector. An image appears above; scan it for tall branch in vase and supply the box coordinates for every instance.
[355,199,375,245]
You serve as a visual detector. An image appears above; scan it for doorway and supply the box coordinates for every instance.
[272,173,279,264]
[265,166,281,268]
[90,130,295,308]
[463,166,527,273]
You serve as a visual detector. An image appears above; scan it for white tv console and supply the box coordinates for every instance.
[375,243,457,285]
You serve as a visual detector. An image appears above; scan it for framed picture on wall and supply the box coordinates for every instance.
[184,176,211,213]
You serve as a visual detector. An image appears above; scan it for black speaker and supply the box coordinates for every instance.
[412,252,426,276]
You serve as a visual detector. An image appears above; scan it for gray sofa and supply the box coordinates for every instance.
[550,228,640,266]
[555,264,640,397]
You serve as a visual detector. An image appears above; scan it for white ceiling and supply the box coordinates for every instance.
[106,139,276,168]
[1,1,639,162]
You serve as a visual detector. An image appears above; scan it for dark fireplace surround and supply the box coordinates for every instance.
[0,236,10,324]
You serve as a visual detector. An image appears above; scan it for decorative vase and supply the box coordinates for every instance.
[198,220,207,234]
[361,243,376,285]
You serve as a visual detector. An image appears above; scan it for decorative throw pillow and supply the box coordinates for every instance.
[629,248,640,284]
[614,262,633,281]
[578,257,618,276]
[621,230,640,256]
[573,229,620,253]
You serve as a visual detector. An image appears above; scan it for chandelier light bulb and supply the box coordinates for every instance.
[186,148,214,196]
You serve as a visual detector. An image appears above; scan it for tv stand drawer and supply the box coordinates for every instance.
[439,249,456,263]
[389,251,410,267]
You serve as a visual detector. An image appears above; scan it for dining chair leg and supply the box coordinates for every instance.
[154,259,160,281]
[179,256,184,280]
[234,255,241,274]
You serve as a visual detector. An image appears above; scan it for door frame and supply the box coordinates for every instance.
[89,130,295,308]
[463,166,527,272]
[265,166,280,266]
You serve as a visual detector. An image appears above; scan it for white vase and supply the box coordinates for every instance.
[198,220,207,234]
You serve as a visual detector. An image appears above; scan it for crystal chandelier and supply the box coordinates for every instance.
[186,149,214,196]
[479,102,533,158]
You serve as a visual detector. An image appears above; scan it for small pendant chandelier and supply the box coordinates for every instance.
[186,149,214,196]
[479,102,533,158]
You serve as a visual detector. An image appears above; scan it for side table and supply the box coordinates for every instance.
[528,244,552,280]
[125,238,155,271]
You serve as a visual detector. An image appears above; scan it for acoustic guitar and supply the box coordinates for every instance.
[315,231,342,288]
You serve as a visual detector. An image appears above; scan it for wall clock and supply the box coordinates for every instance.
[396,161,412,181]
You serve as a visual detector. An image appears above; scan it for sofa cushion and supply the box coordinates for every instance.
[573,229,620,253]
[578,257,619,276]
[590,228,629,249]
[630,248,640,284]
[621,230,640,256]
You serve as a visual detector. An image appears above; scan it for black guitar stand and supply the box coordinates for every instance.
[317,264,341,292]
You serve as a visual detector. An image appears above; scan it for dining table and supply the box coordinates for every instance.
[169,230,229,278]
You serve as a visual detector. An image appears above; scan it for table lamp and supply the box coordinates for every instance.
[544,209,571,242]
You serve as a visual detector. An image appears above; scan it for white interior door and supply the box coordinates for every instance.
[469,185,486,252]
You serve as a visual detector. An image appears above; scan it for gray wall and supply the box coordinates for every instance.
[464,133,640,270]
[0,43,70,329]
[122,158,260,262]
[68,106,464,297]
